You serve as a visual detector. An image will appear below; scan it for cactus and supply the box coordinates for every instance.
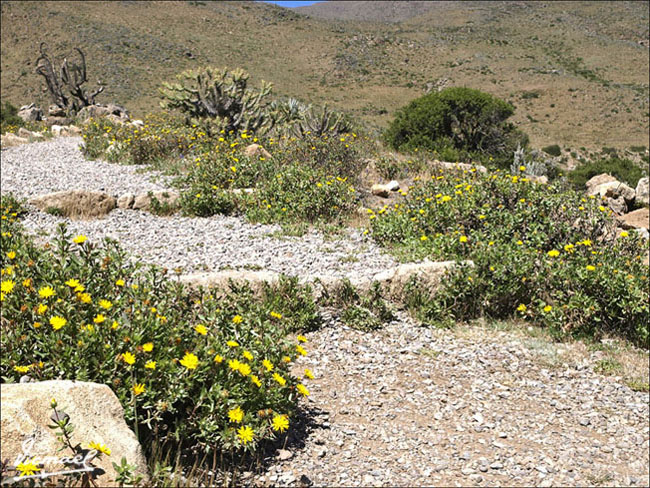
[289,103,353,138]
[35,43,104,115]
[159,67,275,135]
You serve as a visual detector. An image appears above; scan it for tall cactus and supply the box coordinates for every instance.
[35,43,104,114]
[159,67,275,135]
[290,103,352,138]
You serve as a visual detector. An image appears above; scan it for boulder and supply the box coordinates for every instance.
[132,191,180,212]
[588,181,636,203]
[527,175,548,185]
[385,180,400,191]
[585,173,617,191]
[30,190,116,219]
[635,177,649,206]
[130,119,145,128]
[117,193,135,210]
[1,380,147,487]
[179,269,281,296]
[44,116,74,128]
[51,125,64,137]
[17,127,45,141]
[48,104,67,117]
[607,196,627,215]
[244,143,271,159]
[617,207,649,230]
[1,133,29,147]
[431,161,488,174]
[17,104,43,122]
[77,104,130,123]
[371,184,390,198]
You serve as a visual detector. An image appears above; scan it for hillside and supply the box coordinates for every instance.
[1,0,648,150]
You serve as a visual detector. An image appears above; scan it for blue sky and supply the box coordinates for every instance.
[259,1,321,7]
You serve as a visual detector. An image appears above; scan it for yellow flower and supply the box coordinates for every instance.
[227,340,239,348]
[180,352,199,370]
[195,324,208,335]
[564,244,574,252]
[586,265,596,271]
[304,368,315,379]
[517,304,527,313]
[295,345,307,356]
[115,279,125,287]
[519,165,526,172]
[543,305,552,313]
[14,365,31,373]
[251,375,262,387]
[232,315,243,324]
[516,240,523,245]
[273,372,286,386]
[420,235,428,241]
[39,286,55,299]
[22,278,32,288]
[237,425,254,445]
[50,316,67,330]
[296,384,310,397]
[263,359,274,371]
[132,383,145,396]
[87,442,111,456]
[229,359,242,372]
[620,231,629,237]
[6,251,16,259]
[297,335,307,343]
[243,350,253,361]
[79,293,92,304]
[99,299,113,310]
[33,322,42,329]
[73,235,87,244]
[145,361,156,370]
[94,314,106,324]
[111,321,119,330]
[582,239,592,246]
[122,352,136,365]
[15,460,41,477]
[547,249,560,258]
[272,414,289,433]
[460,236,468,243]
[214,354,224,363]
[37,303,48,315]
[238,363,251,376]
[228,406,244,423]
[270,311,283,319]
[282,355,291,363]
[142,342,154,352]
[65,278,80,288]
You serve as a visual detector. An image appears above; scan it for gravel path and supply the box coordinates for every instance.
[257,314,650,487]
[1,137,171,198]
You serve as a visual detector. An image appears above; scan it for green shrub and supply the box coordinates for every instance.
[542,144,562,157]
[1,201,320,456]
[568,157,646,190]
[383,87,528,168]
[1,100,25,134]
[370,169,649,346]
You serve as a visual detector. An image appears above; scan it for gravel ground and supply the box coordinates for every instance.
[1,137,171,198]
[255,313,650,487]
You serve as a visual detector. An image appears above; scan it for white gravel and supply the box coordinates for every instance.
[1,137,171,198]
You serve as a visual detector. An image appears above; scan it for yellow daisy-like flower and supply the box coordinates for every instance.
[251,375,262,387]
[460,236,468,243]
[88,442,111,456]
[242,350,253,361]
[145,361,156,370]
[263,359,274,371]
[304,368,315,380]
[272,414,289,433]
[79,293,92,304]
[15,460,41,477]
[73,235,87,244]
[547,249,560,258]
[543,305,553,313]
[74,284,85,293]
[50,316,67,330]
[296,384,310,397]
[65,278,80,288]
[142,342,154,352]
[22,278,32,288]
[232,315,243,324]
[227,340,239,348]
[620,231,629,237]
[295,345,307,356]
[238,363,251,376]
[229,359,242,372]
[228,406,244,423]
[37,303,48,315]
[132,383,145,396]
[38,286,55,298]
[180,352,199,370]
[194,324,208,335]
[14,365,31,373]
[237,425,254,445]
[517,304,527,313]
[586,265,596,271]
[420,235,428,241]
[93,314,106,324]
[122,352,136,365]
[99,299,113,310]
[282,356,291,363]
[111,321,119,330]
[296,335,307,343]
[115,279,125,287]
[272,372,286,386]
[214,354,224,363]
[270,311,282,319]
[6,251,16,259]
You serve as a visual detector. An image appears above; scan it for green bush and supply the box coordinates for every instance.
[370,169,649,346]
[383,87,528,167]
[1,100,25,134]
[542,144,562,157]
[568,157,647,190]
[1,198,320,456]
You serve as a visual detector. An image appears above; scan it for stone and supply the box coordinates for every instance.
[617,207,649,230]
[117,193,136,210]
[528,175,548,184]
[178,269,281,296]
[1,380,148,486]
[17,104,43,122]
[30,190,116,219]
[44,116,74,128]
[243,143,271,159]
[607,196,627,215]
[17,127,45,140]
[1,133,29,147]
[51,125,65,137]
[385,180,400,191]
[585,173,617,191]
[131,119,145,128]
[431,160,488,174]
[371,184,390,198]
[77,104,129,123]
[48,104,67,117]
[635,177,649,206]
[588,181,636,203]
[63,125,82,136]
[276,449,293,461]
[132,191,180,212]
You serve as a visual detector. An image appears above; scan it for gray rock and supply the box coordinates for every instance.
[635,177,649,206]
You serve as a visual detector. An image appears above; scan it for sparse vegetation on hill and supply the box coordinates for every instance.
[568,156,647,190]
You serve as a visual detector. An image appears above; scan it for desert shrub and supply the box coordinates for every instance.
[542,144,562,157]
[568,157,646,190]
[1,200,320,456]
[370,169,649,346]
[0,100,25,134]
[383,87,528,168]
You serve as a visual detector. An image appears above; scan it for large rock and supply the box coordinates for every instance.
[44,116,74,128]
[244,143,271,159]
[132,191,180,212]
[1,133,29,147]
[48,104,67,117]
[17,127,45,141]
[617,207,649,230]
[1,380,147,486]
[371,184,391,198]
[30,190,116,219]
[607,196,627,215]
[77,104,130,123]
[179,269,281,296]
[588,181,636,203]
[117,193,135,209]
[635,177,649,206]
[17,104,43,122]
[430,161,488,174]
[585,173,617,191]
